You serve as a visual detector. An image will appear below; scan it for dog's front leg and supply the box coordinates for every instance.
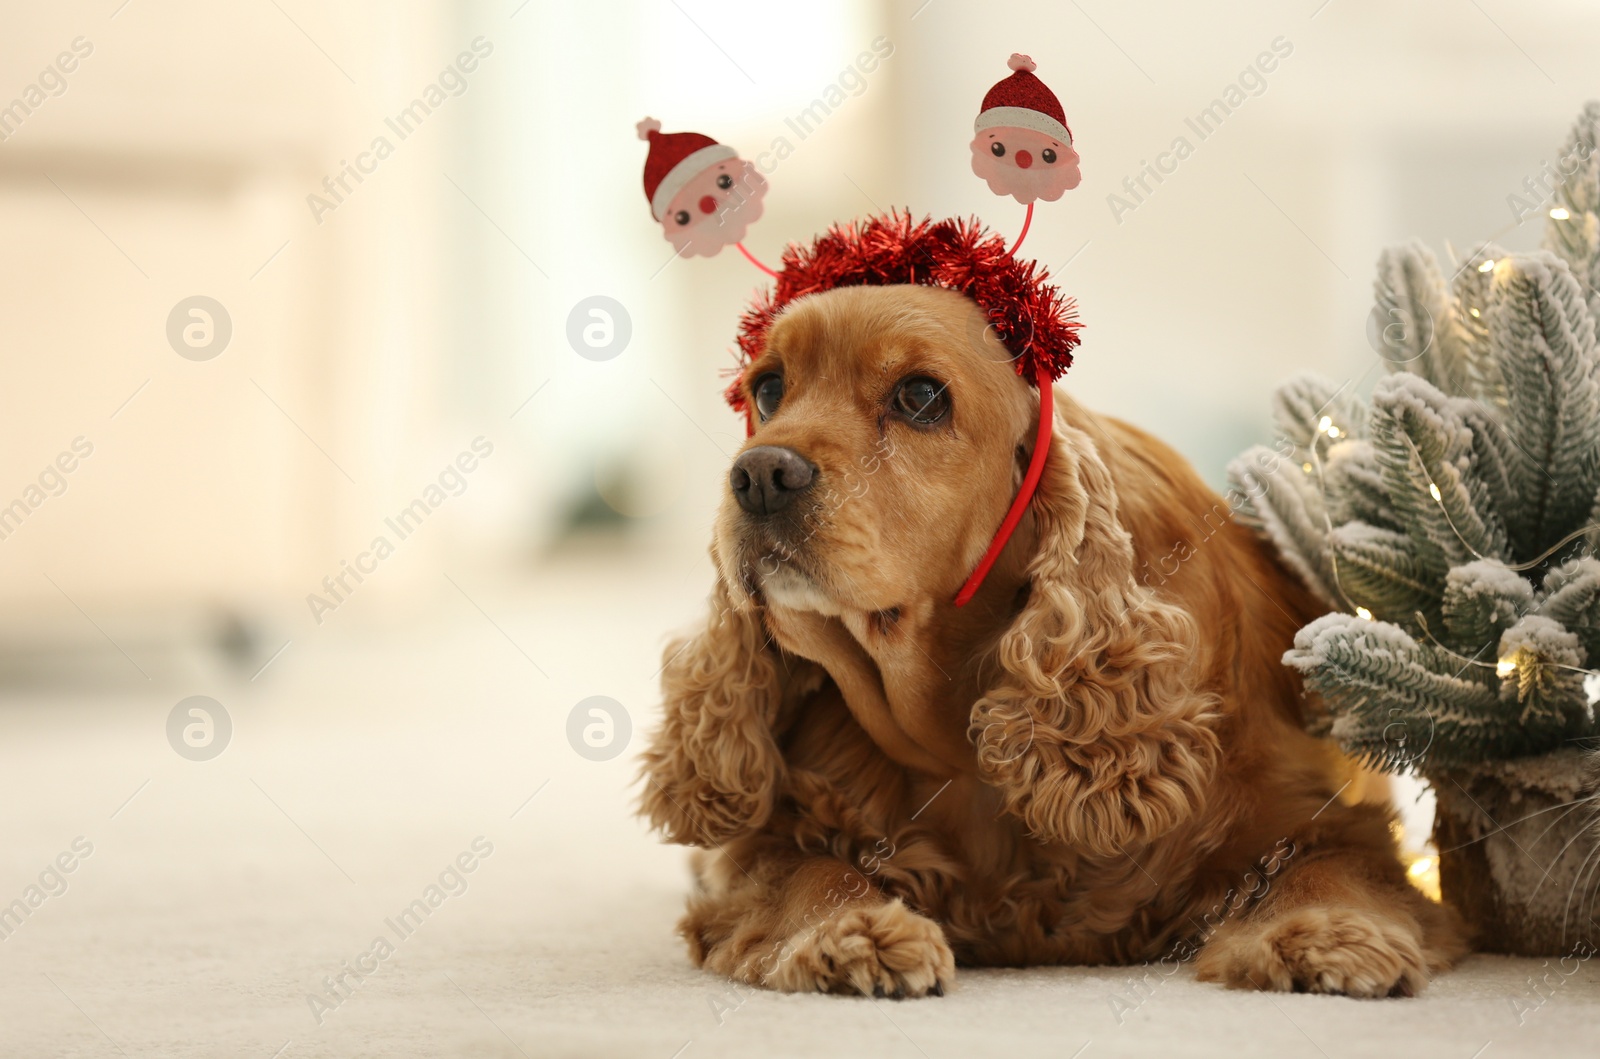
[680,839,954,997]
[1194,805,1466,996]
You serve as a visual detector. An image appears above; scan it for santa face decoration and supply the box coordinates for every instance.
[638,119,768,258]
[970,54,1081,205]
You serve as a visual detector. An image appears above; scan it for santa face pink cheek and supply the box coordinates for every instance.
[970,133,1082,204]
[666,161,766,229]
[659,160,768,256]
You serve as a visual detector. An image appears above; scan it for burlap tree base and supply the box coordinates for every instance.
[1432,748,1599,956]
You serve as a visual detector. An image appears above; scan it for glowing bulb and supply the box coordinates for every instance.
[1469,307,1481,318]
[1318,415,1332,432]
[1551,207,1570,220]
[1429,483,1442,501]
[1327,425,1341,438]
[1497,658,1517,678]
[1302,462,1313,474]
[1406,853,1441,902]
[1478,259,1496,273]
[1355,606,1373,621]
[1585,672,1600,706]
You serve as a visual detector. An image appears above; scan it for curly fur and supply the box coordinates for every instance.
[637,572,787,844]
[970,417,1221,856]
[638,284,1467,998]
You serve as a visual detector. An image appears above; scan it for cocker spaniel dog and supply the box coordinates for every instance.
[639,283,1465,997]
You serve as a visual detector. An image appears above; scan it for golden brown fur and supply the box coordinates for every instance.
[639,284,1465,997]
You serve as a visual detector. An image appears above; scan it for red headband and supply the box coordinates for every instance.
[725,211,1082,606]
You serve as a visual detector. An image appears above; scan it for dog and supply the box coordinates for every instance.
[639,283,1465,997]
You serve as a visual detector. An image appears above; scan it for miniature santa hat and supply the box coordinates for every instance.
[974,54,1072,144]
[637,117,738,222]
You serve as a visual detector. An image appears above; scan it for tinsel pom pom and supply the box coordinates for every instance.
[724,210,1082,414]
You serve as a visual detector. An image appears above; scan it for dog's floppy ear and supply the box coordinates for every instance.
[637,567,789,846]
[970,409,1221,856]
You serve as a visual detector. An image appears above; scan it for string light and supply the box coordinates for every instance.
[1550,207,1571,220]
[1302,461,1313,474]
[1469,307,1481,318]
[1355,606,1373,620]
[1318,415,1332,432]
[1478,259,1496,273]
[1497,658,1518,678]
[1429,483,1442,501]
[1406,854,1441,902]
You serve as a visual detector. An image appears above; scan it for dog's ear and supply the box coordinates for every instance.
[970,408,1221,856]
[637,568,789,846]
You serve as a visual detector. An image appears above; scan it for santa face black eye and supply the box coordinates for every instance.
[990,141,1005,157]
[1042,148,1057,164]
[893,376,950,425]
[753,373,784,420]
[716,173,733,190]
[674,210,690,226]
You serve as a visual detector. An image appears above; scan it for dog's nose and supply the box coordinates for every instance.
[729,446,815,516]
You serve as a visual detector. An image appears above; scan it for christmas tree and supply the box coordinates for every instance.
[1230,104,1600,773]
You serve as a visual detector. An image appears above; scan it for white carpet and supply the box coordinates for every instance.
[1,547,1595,1058]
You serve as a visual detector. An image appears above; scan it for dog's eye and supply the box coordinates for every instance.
[990,141,1005,157]
[893,376,950,425]
[716,173,733,190]
[753,373,784,420]
[1042,148,1057,164]
[674,210,691,225]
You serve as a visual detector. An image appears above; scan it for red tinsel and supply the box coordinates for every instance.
[724,210,1082,414]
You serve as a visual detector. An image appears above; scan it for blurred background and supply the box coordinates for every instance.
[2,1,1599,1054]
[3,0,1596,678]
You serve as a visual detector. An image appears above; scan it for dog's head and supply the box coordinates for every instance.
[641,283,1217,857]
[716,284,1034,614]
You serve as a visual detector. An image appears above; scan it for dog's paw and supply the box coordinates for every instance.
[764,899,954,997]
[1195,906,1428,998]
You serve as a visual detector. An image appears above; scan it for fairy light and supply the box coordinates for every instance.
[1469,307,1481,318]
[1318,415,1332,432]
[1478,259,1496,273]
[1302,461,1313,474]
[1355,606,1373,621]
[1497,658,1518,678]
[1429,483,1442,502]
[1406,854,1441,902]
[1550,207,1571,220]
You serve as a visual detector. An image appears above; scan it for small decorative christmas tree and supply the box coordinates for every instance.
[1231,103,1600,774]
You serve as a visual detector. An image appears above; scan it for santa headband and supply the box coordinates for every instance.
[638,53,1083,606]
